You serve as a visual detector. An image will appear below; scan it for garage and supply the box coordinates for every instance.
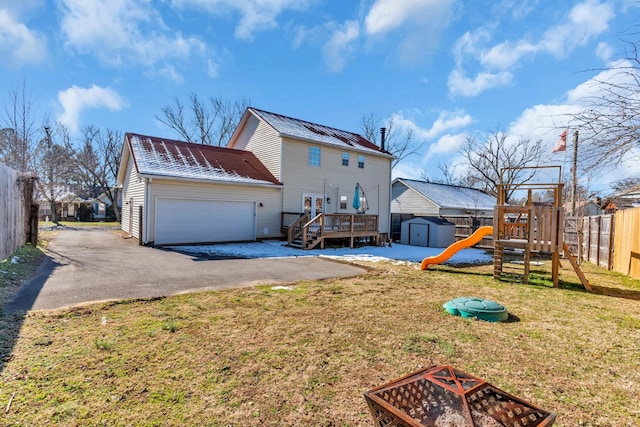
[155,198,256,245]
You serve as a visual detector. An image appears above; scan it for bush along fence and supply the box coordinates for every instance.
[0,163,38,261]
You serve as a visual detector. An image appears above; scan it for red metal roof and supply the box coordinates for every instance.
[126,133,281,185]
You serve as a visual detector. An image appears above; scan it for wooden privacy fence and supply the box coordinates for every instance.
[1,164,38,261]
[613,207,640,280]
[564,215,615,270]
[440,215,494,249]
[1,164,23,261]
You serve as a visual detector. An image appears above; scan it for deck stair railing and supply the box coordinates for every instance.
[288,213,380,250]
[287,213,310,246]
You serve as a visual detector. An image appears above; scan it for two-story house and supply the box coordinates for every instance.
[117,107,393,248]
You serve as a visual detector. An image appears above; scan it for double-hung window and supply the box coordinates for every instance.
[309,146,321,167]
[339,195,347,209]
[342,152,349,166]
[358,155,365,169]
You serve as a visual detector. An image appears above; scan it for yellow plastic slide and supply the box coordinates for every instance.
[420,226,493,270]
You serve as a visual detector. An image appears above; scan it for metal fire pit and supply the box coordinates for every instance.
[364,365,556,427]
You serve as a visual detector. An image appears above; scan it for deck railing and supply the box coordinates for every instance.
[288,213,379,249]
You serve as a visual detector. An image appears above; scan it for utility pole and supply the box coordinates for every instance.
[570,130,578,217]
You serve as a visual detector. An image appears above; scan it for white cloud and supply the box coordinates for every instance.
[428,110,474,137]
[364,0,452,35]
[207,59,220,78]
[322,21,360,73]
[390,109,473,141]
[452,28,491,68]
[60,0,206,68]
[0,9,47,67]
[566,59,633,105]
[448,69,513,97]
[57,85,128,133]
[364,0,455,64]
[595,42,614,62]
[425,133,467,160]
[449,0,615,98]
[156,65,184,84]
[391,160,424,180]
[539,0,614,57]
[480,40,537,70]
[504,65,639,191]
[174,0,312,40]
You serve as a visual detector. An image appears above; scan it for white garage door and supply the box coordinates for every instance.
[155,198,256,245]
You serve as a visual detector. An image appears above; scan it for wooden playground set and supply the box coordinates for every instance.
[422,166,591,291]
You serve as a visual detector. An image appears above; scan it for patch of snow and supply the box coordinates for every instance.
[131,135,275,185]
[167,240,492,265]
[10,256,19,264]
[271,286,293,291]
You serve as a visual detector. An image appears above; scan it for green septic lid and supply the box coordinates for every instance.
[443,297,508,322]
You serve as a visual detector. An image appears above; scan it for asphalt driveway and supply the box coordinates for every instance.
[4,227,366,312]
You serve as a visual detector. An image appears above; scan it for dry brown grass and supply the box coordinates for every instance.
[1,256,639,426]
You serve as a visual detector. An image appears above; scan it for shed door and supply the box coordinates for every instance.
[155,198,255,245]
[409,223,429,247]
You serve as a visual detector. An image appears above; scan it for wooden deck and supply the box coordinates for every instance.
[287,213,380,249]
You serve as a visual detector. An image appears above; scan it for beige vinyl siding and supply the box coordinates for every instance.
[230,115,282,181]
[120,156,146,239]
[145,179,282,244]
[391,182,439,216]
[281,138,391,233]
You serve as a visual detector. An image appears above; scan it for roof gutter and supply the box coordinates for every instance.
[136,173,283,188]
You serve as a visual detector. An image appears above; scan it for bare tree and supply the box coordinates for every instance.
[0,81,39,172]
[610,176,640,194]
[34,124,77,222]
[360,112,422,168]
[156,94,249,146]
[75,126,123,221]
[419,163,460,185]
[568,32,640,169]
[461,129,543,203]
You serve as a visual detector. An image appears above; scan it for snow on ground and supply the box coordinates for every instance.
[166,240,492,266]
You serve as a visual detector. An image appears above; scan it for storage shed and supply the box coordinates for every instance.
[400,217,455,248]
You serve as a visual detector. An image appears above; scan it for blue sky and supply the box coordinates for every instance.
[1,0,638,193]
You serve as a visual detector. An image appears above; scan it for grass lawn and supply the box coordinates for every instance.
[1,244,639,426]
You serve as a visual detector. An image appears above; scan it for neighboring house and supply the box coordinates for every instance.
[228,108,393,246]
[563,199,603,217]
[118,108,393,247]
[90,187,122,220]
[611,185,640,211]
[390,178,496,241]
[117,133,282,245]
[36,185,88,221]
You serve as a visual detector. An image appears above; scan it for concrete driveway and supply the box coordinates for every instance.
[4,227,366,312]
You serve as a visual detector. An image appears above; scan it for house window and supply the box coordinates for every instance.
[342,152,349,166]
[309,146,321,167]
[339,195,347,209]
[358,155,364,168]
